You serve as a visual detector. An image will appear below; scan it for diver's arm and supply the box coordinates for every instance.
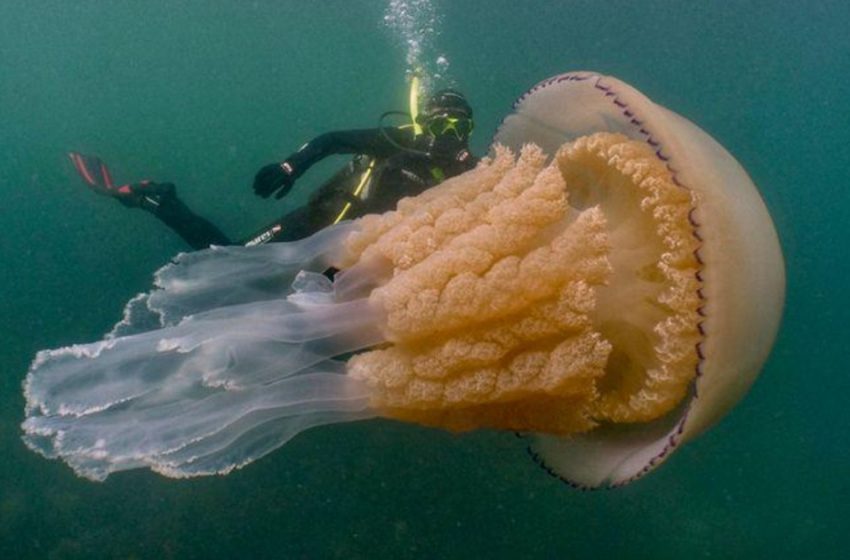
[253,128,412,199]
[287,128,410,172]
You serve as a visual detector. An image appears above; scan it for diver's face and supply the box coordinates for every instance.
[425,112,474,143]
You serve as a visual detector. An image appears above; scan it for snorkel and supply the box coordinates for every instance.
[409,74,423,137]
[377,73,432,156]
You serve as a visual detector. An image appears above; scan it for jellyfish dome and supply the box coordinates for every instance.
[22,71,784,487]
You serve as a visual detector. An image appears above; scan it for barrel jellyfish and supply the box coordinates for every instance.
[23,72,784,488]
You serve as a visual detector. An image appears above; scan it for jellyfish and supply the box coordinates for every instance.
[22,72,784,487]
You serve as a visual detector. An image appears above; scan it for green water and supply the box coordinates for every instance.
[1,1,848,558]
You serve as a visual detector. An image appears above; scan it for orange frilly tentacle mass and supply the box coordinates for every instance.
[336,133,701,436]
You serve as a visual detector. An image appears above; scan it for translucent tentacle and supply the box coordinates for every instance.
[111,222,356,336]
[22,223,387,481]
[24,369,374,480]
[25,298,384,417]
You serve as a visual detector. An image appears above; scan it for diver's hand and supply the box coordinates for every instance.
[253,162,295,199]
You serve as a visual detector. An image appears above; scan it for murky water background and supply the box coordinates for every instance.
[1,1,848,558]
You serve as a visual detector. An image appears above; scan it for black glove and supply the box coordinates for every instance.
[253,162,296,199]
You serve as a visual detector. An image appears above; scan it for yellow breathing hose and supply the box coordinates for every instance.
[332,158,376,224]
[409,74,422,137]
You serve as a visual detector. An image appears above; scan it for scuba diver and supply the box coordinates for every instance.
[70,88,477,250]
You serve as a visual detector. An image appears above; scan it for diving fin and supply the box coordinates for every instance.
[68,152,134,197]
[68,151,179,211]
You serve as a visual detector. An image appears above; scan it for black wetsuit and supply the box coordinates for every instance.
[144,127,476,250]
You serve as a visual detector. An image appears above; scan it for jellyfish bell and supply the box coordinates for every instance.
[22,72,784,488]
[493,71,785,486]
